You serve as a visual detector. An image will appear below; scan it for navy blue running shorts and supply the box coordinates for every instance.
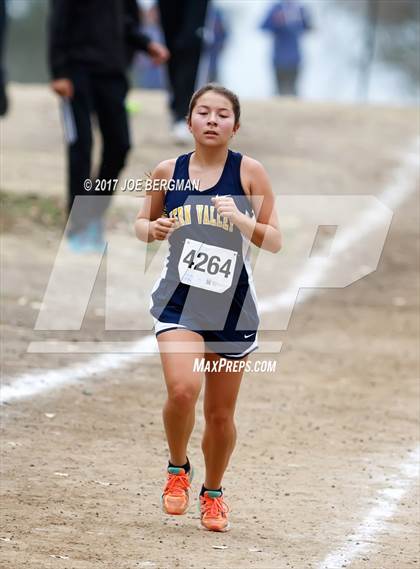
[154,319,258,360]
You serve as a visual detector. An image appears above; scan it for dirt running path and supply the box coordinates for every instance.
[1,85,419,569]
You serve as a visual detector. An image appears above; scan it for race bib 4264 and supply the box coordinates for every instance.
[178,239,238,294]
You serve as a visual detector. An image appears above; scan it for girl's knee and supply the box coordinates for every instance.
[204,409,235,429]
[167,385,199,412]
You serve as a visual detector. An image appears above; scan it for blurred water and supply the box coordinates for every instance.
[5,0,419,105]
[215,1,274,98]
[215,0,419,104]
[300,0,419,104]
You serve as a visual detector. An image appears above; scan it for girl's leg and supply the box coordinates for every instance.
[157,329,205,465]
[201,353,247,489]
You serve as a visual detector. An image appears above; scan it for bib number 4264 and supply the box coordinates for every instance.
[178,239,238,293]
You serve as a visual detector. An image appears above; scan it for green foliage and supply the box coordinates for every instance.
[0,191,64,232]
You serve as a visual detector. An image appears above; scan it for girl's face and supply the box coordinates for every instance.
[189,91,239,147]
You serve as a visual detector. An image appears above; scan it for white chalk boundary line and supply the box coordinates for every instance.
[25,340,282,355]
[1,137,418,406]
[315,138,419,568]
[317,445,420,569]
[0,138,419,569]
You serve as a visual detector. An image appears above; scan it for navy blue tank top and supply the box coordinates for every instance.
[150,149,259,332]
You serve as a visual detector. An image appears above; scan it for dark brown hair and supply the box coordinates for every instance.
[187,83,241,126]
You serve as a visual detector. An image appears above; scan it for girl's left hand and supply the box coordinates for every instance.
[211,196,242,224]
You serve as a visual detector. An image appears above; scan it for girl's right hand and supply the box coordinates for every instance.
[150,217,179,241]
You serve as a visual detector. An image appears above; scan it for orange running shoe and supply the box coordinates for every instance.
[199,490,230,532]
[161,466,193,515]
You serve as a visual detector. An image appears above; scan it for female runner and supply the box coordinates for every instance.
[135,84,281,532]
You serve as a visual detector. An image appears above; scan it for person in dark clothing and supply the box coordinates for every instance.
[157,0,209,145]
[0,0,8,117]
[135,3,166,90]
[48,0,169,252]
[261,0,311,97]
[206,6,227,84]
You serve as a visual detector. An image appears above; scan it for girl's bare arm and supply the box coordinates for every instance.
[134,159,177,242]
[213,157,282,253]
